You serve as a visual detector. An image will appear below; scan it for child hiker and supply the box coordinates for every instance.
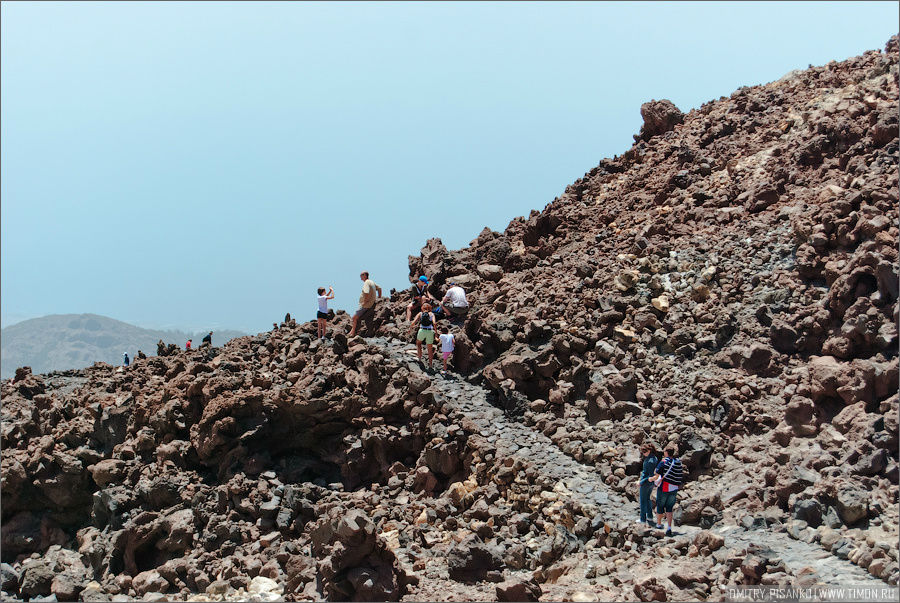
[438,325,455,374]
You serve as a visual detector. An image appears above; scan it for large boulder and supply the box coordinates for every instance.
[476,264,504,282]
[19,546,89,600]
[447,534,504,582]
[496,577,542,601]
[638,99,684,141]
[310,509,406,601]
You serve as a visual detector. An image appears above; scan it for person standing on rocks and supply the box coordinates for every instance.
[652,445,685,536]
[410,302,438,370]
[438,325,455,374]
[200,331,213,348]
[123,352,130,367]
[186,339,192,350]
[349,271,382,337]
[637,442,659,527]
[406,276,435,322]
[317,286,335,340]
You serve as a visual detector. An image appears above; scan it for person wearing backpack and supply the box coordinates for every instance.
[409,302,438,370]
[652,444,684,536]
[637,442,659,527]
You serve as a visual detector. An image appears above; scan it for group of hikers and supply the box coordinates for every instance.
[321,271,687,531]
[637,442,685,535]
[118,270,687,533]
[183,331,213,351]
[122,332,214,367]
[315,271,469,374]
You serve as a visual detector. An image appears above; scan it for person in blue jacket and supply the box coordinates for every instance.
[637,442,658,527]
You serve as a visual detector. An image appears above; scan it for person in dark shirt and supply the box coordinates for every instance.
[123,353,129,367]
[201,332,212,348]
[406,276,435,322]
[652,445,685,536]
[637,442,659,527]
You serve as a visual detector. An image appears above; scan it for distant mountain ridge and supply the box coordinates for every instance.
[0,314,247,378]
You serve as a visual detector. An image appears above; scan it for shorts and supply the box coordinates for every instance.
[656,489,677,513]
[316,311,329,320]
[442,351,452,360]
[353,306,374,321]
[416,328,435,344]
[446,304,468,316]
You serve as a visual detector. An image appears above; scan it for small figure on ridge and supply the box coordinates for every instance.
[317,286,335,340]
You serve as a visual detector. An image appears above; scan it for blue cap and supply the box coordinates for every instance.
[419,276,428,282]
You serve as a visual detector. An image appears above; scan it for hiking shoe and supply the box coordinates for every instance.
[646,521,656,528]
[665,528,672,537]
[655,524,664,529]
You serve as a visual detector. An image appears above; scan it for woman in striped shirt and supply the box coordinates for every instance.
[652,445,685,536]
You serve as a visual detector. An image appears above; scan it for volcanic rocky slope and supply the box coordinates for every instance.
[1,38,898,602]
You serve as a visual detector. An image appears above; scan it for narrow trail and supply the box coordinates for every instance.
[369,336,882,587]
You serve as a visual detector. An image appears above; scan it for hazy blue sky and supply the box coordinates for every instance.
[2,2,897,333]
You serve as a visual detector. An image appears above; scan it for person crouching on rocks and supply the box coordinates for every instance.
[410,302,437,370]
[440,281,469,323]
[637,442,659,527]
[652,445,685,536]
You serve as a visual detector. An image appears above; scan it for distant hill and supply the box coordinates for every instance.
[0,314,247,378]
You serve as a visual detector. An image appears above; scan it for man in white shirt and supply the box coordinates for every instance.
[440,282,469,318]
